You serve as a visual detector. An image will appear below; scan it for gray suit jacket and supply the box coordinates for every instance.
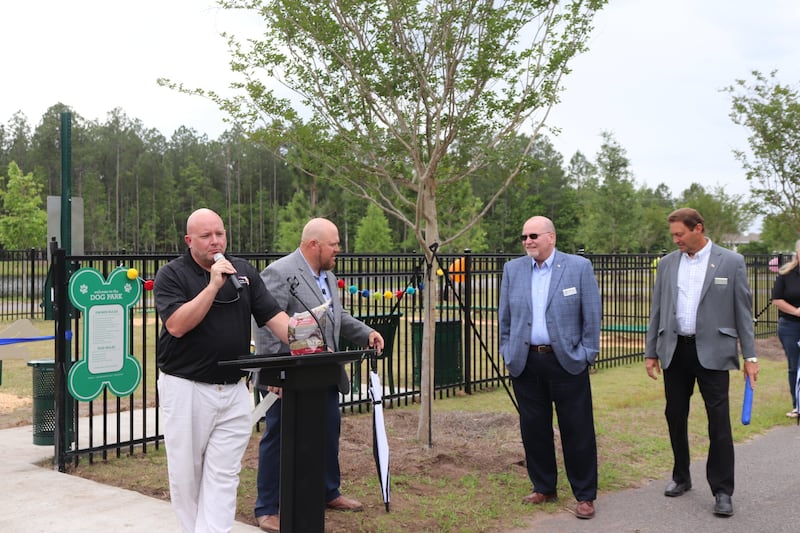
[499,250,602,377]
[645,243,756,370]
[253,249,373,393]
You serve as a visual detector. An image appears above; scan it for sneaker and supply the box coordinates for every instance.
[786,408,798,418]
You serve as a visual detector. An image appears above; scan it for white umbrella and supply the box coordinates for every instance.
[368,370,390,511]
[252,390,279,427]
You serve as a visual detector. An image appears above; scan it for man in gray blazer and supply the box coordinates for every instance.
[252,218,384,532]
[499,216,602,520]
[646,207,759,518]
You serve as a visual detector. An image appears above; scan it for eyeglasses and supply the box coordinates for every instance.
[520,232,552,242]
[207,271,241,305]
[213,292,240,305]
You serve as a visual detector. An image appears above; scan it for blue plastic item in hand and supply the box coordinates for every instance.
[741,375,753,425]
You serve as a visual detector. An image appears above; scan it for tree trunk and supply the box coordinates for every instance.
[417,261,437,447]
[416,177,439,446]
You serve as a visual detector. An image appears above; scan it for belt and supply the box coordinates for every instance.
[677,335,696,343]
[162,372,243,385]
[213,377,244,385]
[529,344,553,353]
[196,376,243,385]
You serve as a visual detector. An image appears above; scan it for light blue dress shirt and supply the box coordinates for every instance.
[530,254,554,346]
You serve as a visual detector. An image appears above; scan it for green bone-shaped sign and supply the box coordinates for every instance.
[67,267,142,401]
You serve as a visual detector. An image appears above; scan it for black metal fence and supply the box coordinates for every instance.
[0,248,49,319]
[1,249,783,467]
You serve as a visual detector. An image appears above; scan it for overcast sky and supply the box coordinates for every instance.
[3,1,799,233]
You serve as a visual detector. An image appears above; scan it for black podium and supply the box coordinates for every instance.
[220,350,370,532]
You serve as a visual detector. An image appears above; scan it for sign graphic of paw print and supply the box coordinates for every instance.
[67,266,143,402]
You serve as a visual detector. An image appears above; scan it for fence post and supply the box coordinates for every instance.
[463,249,472,395]
[29,248,36,319]
[52,248,69,472]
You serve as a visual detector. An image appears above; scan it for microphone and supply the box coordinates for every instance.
[288,275,329,350]
[213,253,242,291]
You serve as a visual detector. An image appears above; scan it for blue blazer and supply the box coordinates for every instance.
[499,250,602,377]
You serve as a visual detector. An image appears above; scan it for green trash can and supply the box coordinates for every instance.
[411,320,462,387]
[27,359,56,446]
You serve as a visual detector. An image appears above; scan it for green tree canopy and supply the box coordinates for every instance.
[725,70,800,233]
[354,203,393,253]
[575,132,642,252]
[275,189,312,252]
[759,212,798,252]
[0,162,47,249]
[676,183,753,244]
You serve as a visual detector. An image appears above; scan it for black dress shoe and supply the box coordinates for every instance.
[664,480,692,497]
[714,493,733,516]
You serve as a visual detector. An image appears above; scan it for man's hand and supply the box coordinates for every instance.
[646,357,662,380]
[369,331,385,354]
[209,257,233,289]
[744,360,759,388]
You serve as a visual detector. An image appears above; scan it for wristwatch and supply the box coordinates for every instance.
[745,357,758,363]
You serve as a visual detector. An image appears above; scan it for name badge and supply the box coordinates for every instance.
[714,277,728,285]
[563,287,577,296]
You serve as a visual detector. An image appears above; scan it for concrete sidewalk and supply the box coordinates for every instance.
[0,420,260,533]
[514,423,800,533]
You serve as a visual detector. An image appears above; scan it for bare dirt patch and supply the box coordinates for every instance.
[0,392,33,428]
[240,406,527,531]
[0,392,31,413]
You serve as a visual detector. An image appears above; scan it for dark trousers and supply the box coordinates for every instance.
[254,385,342,517]
[777,317,800,410]
[663,338,734,496]
[511,351,598,501]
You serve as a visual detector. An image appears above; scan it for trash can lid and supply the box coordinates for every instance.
[27,359,55,367]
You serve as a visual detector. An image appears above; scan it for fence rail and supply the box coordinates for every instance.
[1,249,783,467]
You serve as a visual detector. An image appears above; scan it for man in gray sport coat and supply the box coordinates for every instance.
[499,215,602,520]
[646,207,759,517]
[252,218,384,532]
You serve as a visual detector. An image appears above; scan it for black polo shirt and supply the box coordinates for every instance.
[772,267,800,322]
[155,251,281,384]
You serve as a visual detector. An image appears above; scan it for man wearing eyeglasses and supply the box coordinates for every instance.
[499,216,602,520]
[252,217,384,533]
[154,208,291,533]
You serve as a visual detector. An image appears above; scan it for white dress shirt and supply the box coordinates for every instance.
[676,239,712,336]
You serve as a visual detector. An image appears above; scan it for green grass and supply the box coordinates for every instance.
[0,320,55,395]
[0,318,160,404]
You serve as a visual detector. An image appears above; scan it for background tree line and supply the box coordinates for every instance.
[3,0,795,447]
[2,102,777,254]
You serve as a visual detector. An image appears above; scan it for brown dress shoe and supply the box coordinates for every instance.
[576,500,595,519]
[522,492,558,504]
[326,495,364,512]
[256,514,280,532]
